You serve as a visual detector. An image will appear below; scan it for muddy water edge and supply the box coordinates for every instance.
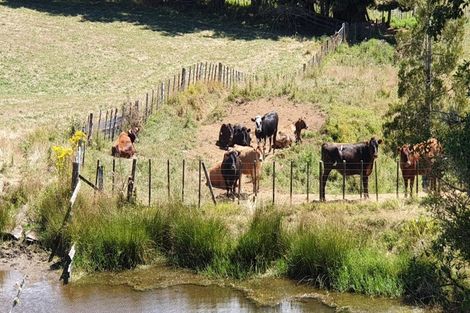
[1,259,429,313]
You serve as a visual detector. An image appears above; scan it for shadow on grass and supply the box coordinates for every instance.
[1,0,288,41]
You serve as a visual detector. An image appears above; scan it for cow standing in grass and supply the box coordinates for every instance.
[233,145,263,193]
[111,127,139,158]
[252,111,278,155]
[320,137,383,201]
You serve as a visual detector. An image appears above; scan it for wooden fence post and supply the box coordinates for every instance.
[342,160,346,200]
[71,162,79,191]
[111,108,118,141]
[95,159,100,188]
[415,160,419,196]
[182,159,185,202]
[167,159,171,200]
[86,113,93,145]
[375,160,378,202]
[198,159,202,208]
[253,160,258,196]
[112,158,116,194]
[97,165,104,191]
[290,160,293,205]
[202,161,217,205]
[181,68,186,90]
[272,161,276,205]
[218,63,223,82]
[127,159,137,202]
[148,159,152,206]
[396,159,399,199]
[97,110,102,142]
[104,110,109,140]
[307,161,310,202]
[188,66,192,86]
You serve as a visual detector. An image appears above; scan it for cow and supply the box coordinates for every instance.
[294,118,308,143]
[233,145,263,193]
[320,137,383,201]
[111,127,139,158]
[398,138,442,196]
[251,111,279,155]
[232,124,252,146]
[221,149,242,197]
[216,123,233,149]
[273,131,293,149]
[208,162,227,190]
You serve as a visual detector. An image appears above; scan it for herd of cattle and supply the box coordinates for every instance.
[110,112,443,201]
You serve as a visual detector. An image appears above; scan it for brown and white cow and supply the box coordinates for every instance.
[111,127,139,158]
[273,131,293,149]
[398,138,442,196]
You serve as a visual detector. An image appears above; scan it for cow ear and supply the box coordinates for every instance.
[378,139,383,144]
[251,118,255,122]
[247,128,251,132]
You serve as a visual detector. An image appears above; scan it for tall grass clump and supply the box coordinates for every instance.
[334,248,408,297]
[286,224,357,288]
[75,212,151,271]
[230,209,285,277]
[168,210,231,271]
[0,203,12,234]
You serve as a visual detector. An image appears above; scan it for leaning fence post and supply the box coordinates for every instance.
[71,162,79,191]
[272,161,276,205]
[202,161,217,205]
[375,160,379,202]
[290,160,293,205]
[253,160,258,196]
[95,159,100,188]
[342,160,346,200]
[97,165,104,191]
[396,159,399,199]
[148,159,152,206]
[87,113,93,145]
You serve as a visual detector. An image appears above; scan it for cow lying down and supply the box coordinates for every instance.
[207,145,263,194]
[111,127,139,158]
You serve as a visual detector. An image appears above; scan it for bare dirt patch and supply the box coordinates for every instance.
[187,96,326,166]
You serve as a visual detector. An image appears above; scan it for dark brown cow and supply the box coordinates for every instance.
[294,118,308,143]
[320,137,383,201]
[216,123,233,149]
[111,127,139,158]
[398,138,442,196]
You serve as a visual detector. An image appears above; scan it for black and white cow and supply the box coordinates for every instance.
[251,111,278,155]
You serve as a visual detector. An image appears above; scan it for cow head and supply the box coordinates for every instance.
[128,127,140,143]
[398,144,413,167]
[224,149,241,171]
[295,118,308,131]
[233,125,252,146]
[368,137,383,159]
[251,115,263,133]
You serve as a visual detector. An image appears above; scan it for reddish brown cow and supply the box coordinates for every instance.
[273,131,293,149]
[233,145,263,193]
[111,128,139,158]
[398,138,442,197]
[208,162,227,190]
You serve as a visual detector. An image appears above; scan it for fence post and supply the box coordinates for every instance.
[95,159,100,188]
[97,110,102,142]
[97,165,104,191]
[202,161,217,205]
[181,68,186,90]
[342,160,346,200]
[360,160,363,199]
[188,66,192,86]
[160,81,165,105]
[253,160,258,196]
[127,159,137,202]
[396,159,399,199]
[71,162,79,191]
[182,159,185,202]
[319,161,323,201]
[415,160,419,196]
[112,158,116,193]
[111,108,118,141]
[290,160,293,205]
[307,162,311,202]
[198,159,202,208]
[167,159,171,201]
[272,161,276,205]
[148,159,152,206]
[104,110,109,140]
[151,89,155,114]
[218,63,223,82]
[375,160,378,202]
[87,113,93,145]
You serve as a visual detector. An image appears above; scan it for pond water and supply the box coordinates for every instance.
[0,270,334,313]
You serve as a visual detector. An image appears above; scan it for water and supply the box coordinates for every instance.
[0,270,334,313]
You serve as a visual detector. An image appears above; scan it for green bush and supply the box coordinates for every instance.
[230,209,285,277]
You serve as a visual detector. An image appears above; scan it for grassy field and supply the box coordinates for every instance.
[0,0,319,136]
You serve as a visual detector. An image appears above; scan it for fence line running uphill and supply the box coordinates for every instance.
[82,22,352,143]
[83,62,254,144]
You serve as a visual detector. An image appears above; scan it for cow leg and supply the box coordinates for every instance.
[320,167,331,201]
[404,178,408,198]
[363,175,369,198]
